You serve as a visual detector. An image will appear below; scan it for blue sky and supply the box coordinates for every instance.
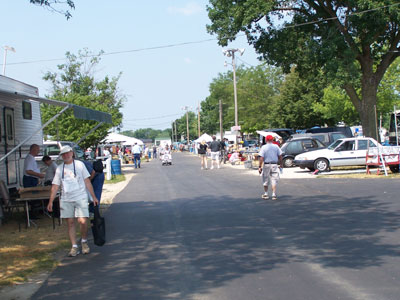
[1,1,261,131]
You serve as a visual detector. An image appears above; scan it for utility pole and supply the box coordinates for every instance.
[182,106,191,145]
[219,99,223,140]
[171,122,174,143]
[174,121,177,143]
[223,48,244,129]
[197,101,201,138]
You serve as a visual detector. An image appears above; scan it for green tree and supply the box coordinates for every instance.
[271,69,329,129]
[174,112,197,142]
[207,1,400,139]
[121,128,172,141]
[200,64,283,134]
[30,0,75,19]
[236,64,283,132]
[314,59,400,126]
[41,49,124,149]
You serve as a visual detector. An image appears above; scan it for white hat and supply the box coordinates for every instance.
[59,145,73,155]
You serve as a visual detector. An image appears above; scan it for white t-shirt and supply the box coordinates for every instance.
[132,145,142,154]
[52,160,90,202]
[23,154,40,176]
[103,149,111,157]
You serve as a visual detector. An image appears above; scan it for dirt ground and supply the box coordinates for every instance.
[0,165,136,300]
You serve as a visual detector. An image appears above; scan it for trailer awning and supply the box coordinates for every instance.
[1,90,113,124]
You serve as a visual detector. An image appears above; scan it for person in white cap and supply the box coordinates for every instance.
[47,146,99,257]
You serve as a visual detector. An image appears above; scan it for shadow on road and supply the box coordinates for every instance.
[33,190,400,299]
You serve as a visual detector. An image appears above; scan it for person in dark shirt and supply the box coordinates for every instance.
[219,139,227,164]
[198,140,208,169]
[209,136,221,169]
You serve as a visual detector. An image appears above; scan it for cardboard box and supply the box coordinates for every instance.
[18,186,51,199]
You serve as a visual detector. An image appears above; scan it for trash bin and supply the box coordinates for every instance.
[111,159,122,175]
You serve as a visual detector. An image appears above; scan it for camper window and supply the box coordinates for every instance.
[22,101,32,120]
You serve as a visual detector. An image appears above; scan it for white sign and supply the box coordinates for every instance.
[231,125,241,131]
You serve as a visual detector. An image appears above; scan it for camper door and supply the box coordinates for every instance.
[3,107,17,185]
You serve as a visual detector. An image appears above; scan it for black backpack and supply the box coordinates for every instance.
[93,159,104,173]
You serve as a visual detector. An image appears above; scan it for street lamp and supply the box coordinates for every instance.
[223,48,244,130]
[2,46,16,76]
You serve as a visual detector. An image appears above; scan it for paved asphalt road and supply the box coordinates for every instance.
[33,152,400,300]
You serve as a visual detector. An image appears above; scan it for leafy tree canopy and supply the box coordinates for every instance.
[30,0,75,19]
[41,49,124,149]
[207,1,400,139]
[200,64,283,135]
[121,128,172,141]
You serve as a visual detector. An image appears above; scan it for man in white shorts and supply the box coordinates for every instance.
[209,136,221,169]
[258,135,283,200]
[47,146,99,257]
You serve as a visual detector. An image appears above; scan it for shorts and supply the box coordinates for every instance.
[60,199,89,219]
[211,152,219,160]
[262,164,280,186]
[199,153,206,157]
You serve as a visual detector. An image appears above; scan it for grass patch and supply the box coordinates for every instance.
[317,166,400,179]
[0,216,70,287]
[105,174,125,184]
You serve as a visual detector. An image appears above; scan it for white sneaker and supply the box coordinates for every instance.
[217,166,220,169]
[210,166,214,170]
[201,167,204,170]
[272,194,277,200]
[261,194,269,200]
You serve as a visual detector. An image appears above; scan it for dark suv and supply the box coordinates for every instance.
[281,137,326,167]
[291,132,347,146]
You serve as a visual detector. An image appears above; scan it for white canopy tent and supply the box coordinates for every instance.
[102,132,143,146]
[256,131,281,139]
[194,133,213,143]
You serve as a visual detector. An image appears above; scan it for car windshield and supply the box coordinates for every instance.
[327,139,343,150]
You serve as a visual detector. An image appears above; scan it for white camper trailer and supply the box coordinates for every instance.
[0,75,113,190]
[0,75,43,189]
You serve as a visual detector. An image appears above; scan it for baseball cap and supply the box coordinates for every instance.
[59,145,73,155]
[266,135,274,141]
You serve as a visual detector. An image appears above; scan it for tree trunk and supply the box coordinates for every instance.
[359,82,378,140]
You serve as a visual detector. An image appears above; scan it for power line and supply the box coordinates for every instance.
[2,37,220,66]
[237,57,255,67]
[1,3,397,67]
[282,2,400,29]
[122,120,173,127]
[123,113,182,121]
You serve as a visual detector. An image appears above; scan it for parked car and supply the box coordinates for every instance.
[291,132,347,146]
[38,141,85,161]
[305,126,353,137]
[281,137,326,167]
[294,137,379,172]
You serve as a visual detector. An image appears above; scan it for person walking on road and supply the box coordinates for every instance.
[219,138,227,164]
[153,145,157,159]
[198,140,208,170]
[132,142,142,169]
[258,135,283,200]
[47,146,98,257]
[209,136,221,169]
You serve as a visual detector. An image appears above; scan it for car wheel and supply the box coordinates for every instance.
[314,158,329,172]
[389,165,399,173]
[283,157,294,168]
